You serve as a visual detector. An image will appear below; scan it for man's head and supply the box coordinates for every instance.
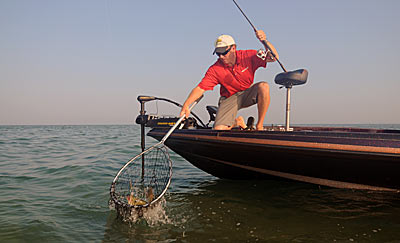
[213,35,235,55]
[213,34,237,66]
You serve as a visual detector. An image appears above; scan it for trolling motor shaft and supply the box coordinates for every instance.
[137,96,155,178]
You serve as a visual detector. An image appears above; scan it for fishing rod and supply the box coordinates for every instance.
[233,0,309,132]
[232,0,287,72]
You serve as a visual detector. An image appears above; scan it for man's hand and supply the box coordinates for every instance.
[255,30,267,42]
[179,86,205,118]
[255,29,279,61]
[180,105,190,118]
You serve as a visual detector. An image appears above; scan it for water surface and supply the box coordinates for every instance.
[1,125,399,242]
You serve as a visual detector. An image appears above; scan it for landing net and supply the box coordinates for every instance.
[109,145,172,221]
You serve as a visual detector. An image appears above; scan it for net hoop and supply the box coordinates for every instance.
[110,143,172,212]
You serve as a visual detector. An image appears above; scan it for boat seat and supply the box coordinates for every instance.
[274,69,308,88]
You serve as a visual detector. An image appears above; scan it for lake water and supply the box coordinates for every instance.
[1,125,400,242]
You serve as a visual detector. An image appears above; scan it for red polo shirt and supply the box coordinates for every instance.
[198,50,267,98]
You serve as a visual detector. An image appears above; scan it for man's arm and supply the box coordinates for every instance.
[255,30,279,61]
[265,41,279,62]
[180,86,205,118]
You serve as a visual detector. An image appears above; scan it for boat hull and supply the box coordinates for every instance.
[148,127,400,191]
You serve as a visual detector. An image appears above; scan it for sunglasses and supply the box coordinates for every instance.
[216,46,233,57]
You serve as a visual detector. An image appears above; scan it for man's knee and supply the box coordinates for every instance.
[257,82,270,95]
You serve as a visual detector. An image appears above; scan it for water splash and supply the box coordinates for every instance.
[139,198,171,226]
[109,197,171,226]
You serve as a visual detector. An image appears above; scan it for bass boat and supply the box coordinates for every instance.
[136,71,400,192]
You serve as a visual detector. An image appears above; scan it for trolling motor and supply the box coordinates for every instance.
[136,96,207,155]
[136,95,206,128]
[136,95,207,156]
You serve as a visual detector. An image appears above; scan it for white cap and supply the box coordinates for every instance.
[213,35,235,54]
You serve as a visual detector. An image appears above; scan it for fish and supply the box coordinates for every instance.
[126,180,147,206]
[126,192,147,206]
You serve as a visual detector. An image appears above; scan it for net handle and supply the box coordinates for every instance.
[161,95,203,143]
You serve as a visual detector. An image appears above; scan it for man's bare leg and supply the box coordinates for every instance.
[214,116,247,130]
[214,125,230,130]
[256,82,270,130]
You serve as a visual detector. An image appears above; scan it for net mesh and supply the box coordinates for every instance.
[109,145,172,221]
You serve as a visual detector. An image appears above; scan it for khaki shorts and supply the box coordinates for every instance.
[214,82,266,128]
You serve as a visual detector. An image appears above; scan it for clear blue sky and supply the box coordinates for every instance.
[1,0,399,125]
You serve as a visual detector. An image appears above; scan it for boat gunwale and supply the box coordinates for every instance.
[148,128,400,155]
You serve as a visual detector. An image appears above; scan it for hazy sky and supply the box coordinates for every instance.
[1,0,399,125]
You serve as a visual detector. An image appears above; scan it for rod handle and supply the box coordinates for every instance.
[261,40,287,73]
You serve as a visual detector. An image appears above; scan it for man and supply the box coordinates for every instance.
[180,30,278,130]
